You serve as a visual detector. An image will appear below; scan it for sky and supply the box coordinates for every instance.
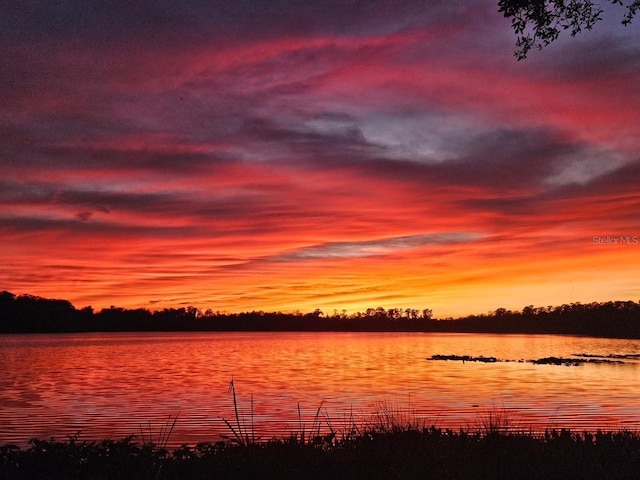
[1,1,639,318]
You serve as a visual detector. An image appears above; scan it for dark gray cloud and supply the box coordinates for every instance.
[0,214,189,236]
[431,128,572,188]
[0,179,263,222]
[270,124,597,191]
[1,0,474,45]
[2,140,240,174]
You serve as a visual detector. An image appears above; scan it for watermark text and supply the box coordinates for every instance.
[592,235,638,245]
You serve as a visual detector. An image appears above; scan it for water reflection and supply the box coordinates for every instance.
[1,332,640,447]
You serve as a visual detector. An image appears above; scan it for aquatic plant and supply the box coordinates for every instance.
[220,378,257,446]
[139,413,179,451]
[429,354,499,363]
[289,401,333,447]
[428,353,627,366]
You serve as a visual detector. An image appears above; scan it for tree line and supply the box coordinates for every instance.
[1,290,640,338]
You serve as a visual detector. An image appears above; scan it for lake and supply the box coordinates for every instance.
[2,332,640,447]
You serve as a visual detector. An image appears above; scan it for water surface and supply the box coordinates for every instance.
[2,332,640,446]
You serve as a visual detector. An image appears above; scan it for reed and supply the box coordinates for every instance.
[470,404,518,437]
[289,401,330,446]
[220,378,257,446]
[139,413,179,451]
[368,399,425,433]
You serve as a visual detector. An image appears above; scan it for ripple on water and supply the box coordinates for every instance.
[2,332,640,447]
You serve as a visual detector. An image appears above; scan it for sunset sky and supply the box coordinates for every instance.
[2,1,639,318]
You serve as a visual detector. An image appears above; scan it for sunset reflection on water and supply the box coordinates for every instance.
[1,332,640,447]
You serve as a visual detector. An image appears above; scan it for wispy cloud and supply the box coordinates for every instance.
[275,233,482,261]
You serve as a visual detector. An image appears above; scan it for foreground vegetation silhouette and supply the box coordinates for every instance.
[498,0,639,59]
[3,412,640,479]
[2,291,640,338]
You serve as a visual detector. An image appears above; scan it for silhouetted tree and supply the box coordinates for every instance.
[404,308,419,320]
[498,0,639,59]
[1,291,639,337]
